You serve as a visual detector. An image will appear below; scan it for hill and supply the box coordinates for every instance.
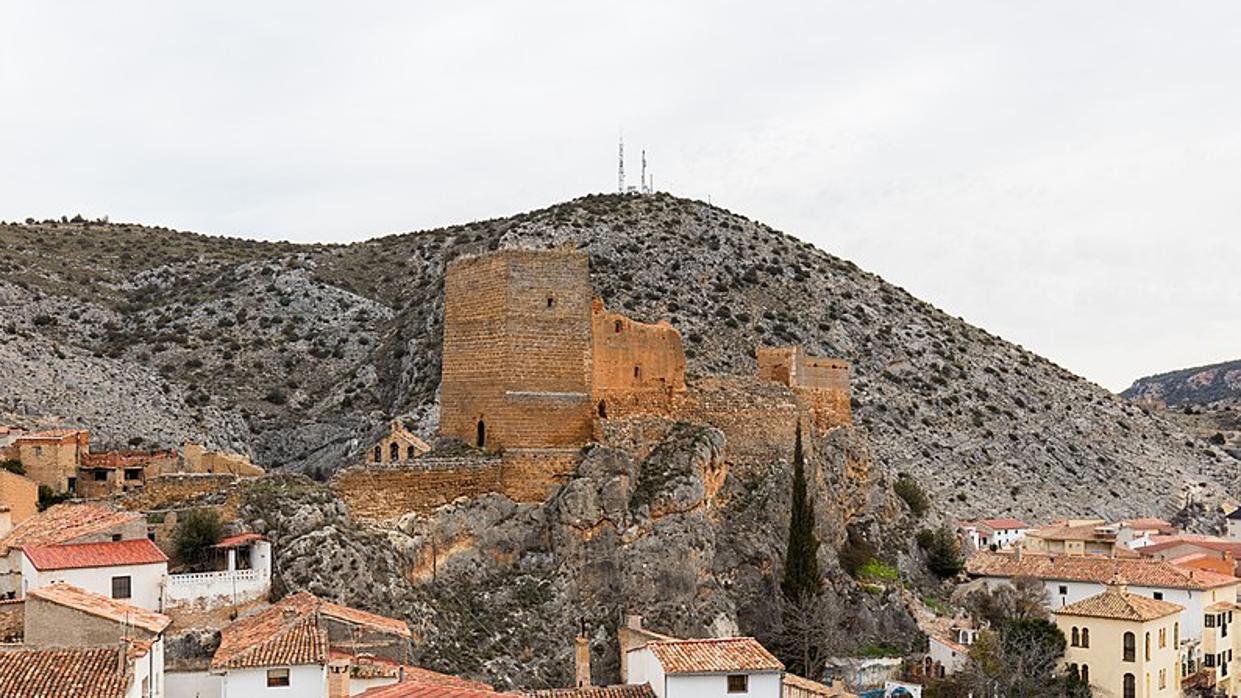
[1123,359,1241,407]
[2,194,1236,523]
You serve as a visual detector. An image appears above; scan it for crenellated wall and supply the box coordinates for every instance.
[591,298,686,419]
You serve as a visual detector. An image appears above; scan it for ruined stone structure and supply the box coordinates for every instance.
[178,443,265,477]
[756,346,852,431]
[76,449,178,498]
[369,420,431,464]
[440,249,596,452]
[591,298,686,419]
[9,429,89,493]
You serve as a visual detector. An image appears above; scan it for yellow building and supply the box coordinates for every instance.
[12,429,89,493]
[1054,576,1183,698]
[1191,600,1241,695]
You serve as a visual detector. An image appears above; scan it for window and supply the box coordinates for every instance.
[1070,627,1079,647]
[1175,622,1180,646]
[726,675,748,693]
[1081,627,1090,648]
[389,443,399,461]
[1159,627,1166,648]
[406,446,418,460]
[111,576,131,599]
[1153,591,1163,600]
[1144,632,1151,660]
[614,320,623,333]
[1059,585,1068,595]
[123,468,141,481]
[372,446,381,462]
[1067,664,1078,680]
[92,469,108,481]
[1207,613,1217,628]
[266,668,290,687]
[66,477,76,493]
[546,296,555,308]
[1206,654,1217,668]
[597,400,607,418]
[1080,665,1089,685]
[633,365,641,380]
[111,534,122,542]
[1122,673,1135,698]
[1123,632,1136,662]
[1159,668,1166,689]
[476,420,486,448]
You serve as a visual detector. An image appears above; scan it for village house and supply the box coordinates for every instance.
[6,428,90,492]
[1227,508,1241,542]
[24,582,171,697]
[359,681,506,697]
[19,537,169,611]
[0,502,147,598]
[0,644,153,698]
[76,448,178,498]
[966,549,1240,642]
[925,624,979,677]
[165,532,273,610]
[202,590,414,698]
[1024,519,1177,557]
[1052,576,1182,698]
[0,469,37,536]
[625,636,784,698]
[958,518,1030,551]
[1139,535,1241,577]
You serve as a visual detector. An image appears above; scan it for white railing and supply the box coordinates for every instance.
[168,569,259,586]
[166,568,269,607]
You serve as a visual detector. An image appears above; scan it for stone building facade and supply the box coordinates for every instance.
[10,429,90,493]
[369,420,431,464]
[591,298,686,419]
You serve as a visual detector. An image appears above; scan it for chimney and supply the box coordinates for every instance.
[618,614,644,684]
[575,624,591,687]
[1013,542,1023,562]
[116,640,128,675]
[328,659,351,698]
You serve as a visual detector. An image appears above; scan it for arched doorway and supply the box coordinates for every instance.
[476,419,486,448]
[597,400,607,418]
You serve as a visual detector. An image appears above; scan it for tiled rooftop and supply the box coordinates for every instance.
[1053,588,1183,621]
[328,650,492,689]
[0,503,142,556]
[0,645,130,697]
[524,685,656,698]
[968,518,1029,531]
[28,584,171,634]
[24,538,168,571]
[213,591,410,670]
[359,681,505,698]
[967,550,1240,590]
[644,637,783,674]
[214,532,266,548]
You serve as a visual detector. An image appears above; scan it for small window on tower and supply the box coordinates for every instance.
[614,320,623,333]
[547,296,555,308]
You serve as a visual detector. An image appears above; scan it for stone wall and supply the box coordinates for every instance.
[120,473,242,511]
[179,443,264,476]
[591,299,685,419]
[24,595,160,647]
[15,431,88,492]
[367,421,431,464]
[0,471,36,527]
[439,249,594,452]
[756,346,852,430]
[333,451,579,521]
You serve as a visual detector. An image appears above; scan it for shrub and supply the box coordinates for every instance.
[839,528,875,577]
[1,459,25,475]
[174,508,224,567]
[37,485,71,511]
[922,526,965,578]
[894,474,930,516]
[263,388,288,405]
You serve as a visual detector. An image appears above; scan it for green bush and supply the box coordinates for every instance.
[37,485,71,511]
[923,526,965,578]
[1,459,25,475]
[894,473,930,516]
[839,528,875,577]
[174,508,224,567]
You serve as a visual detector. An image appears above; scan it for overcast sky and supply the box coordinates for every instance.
[2,2,1238,392]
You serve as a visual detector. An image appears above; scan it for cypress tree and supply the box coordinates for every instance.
[781,423,821,602]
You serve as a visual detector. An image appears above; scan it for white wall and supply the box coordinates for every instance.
[167,670,222,698]
[20,556,167,611]
[928,637,967,675]
[221,664,325,698]
[626,648,666,698]
[167,542,272,610]
[666,671,781,698]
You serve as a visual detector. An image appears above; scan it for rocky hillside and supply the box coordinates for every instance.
[2,195,1237,521]
[1123,359,1241,406]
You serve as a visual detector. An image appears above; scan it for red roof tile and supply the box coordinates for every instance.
[328,651,491,689]
[213,591,410,669]
[23,538,168,571]
[27,584,171,634]
[359,680,507,698]
[969,518,1029,531]
[0,504,142,557]
[524,686,655,698]
[0,645,131,697]
[644,637,783,674]
[214,532,266,548]
[966,550,1240,590]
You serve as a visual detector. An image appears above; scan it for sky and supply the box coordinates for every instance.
[1,2,1238,392]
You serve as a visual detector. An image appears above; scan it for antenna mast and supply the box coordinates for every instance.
[617,136,625,194]
[641,149,648,194]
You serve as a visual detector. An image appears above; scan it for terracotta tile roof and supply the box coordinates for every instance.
[1026,523,1114,542]
[644,637,783,674]
[1120,518,1176,533]
[0,503,142,556]
[359,681,506,698]
[966,550,1241,590]
[27,583,171,634]
[24,538,168,571]
[782,673,856,697]
[524,685,655,698]
[214,532,266,548]
[1142,537,1241,557]
[1053,588,1183,621]
[969,518,1029,531]
[212,591,410,669]
[0,645,131,697]
[329,651,491,689]
[19,428,84,440]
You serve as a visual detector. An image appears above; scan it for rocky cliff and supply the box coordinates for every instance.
[2,194,1234,521]
[1123,360,1241,463]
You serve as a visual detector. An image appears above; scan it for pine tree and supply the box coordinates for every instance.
[781,423,821,603]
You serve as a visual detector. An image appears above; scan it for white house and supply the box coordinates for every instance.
[926,626,977,677]
[959,519,1030,551]
[966,549,1240,642]
[207,590,414,698]
[20,537,169,611]
[1228,508,1241,541]
[167,532,272,609]
[625,636,784,698]
[0,502,146,598]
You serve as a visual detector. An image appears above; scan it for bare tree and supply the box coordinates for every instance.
[774,590,848,680]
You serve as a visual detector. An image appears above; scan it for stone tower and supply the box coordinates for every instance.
[439,249,595,451]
